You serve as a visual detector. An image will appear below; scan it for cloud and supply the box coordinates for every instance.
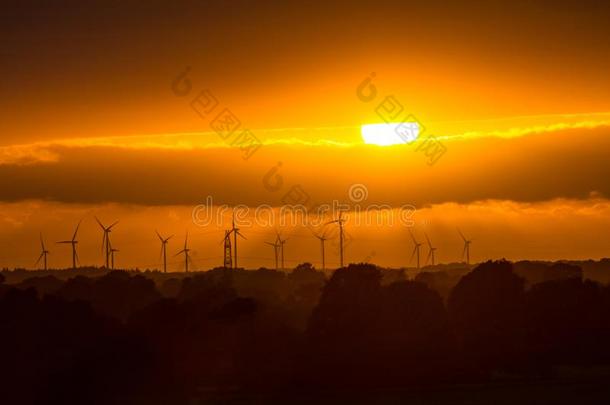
[0,125,608,206]
[0,143,60,165]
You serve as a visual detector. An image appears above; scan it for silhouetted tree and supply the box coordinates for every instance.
[159,277,182,297]
[57,271,160,320]
[448,260,526,372]
[14,275,63,297]
[415,270,456,300]
[523,277,610,370]
[294,262,315,272]
[375,280,456,381]
[305,263,456,387]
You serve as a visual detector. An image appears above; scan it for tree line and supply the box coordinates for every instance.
[2,260,610,403]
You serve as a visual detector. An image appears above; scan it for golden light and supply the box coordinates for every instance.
[361,123,420,146]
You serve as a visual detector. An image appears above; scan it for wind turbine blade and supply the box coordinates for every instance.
[95,216,104,230]
[35,252,44,265]
[156,230,163,242]
[73,220,82,241]
[457,228,467,242]
[462,245,467,260]
[159,245,164,260]
[237,230,246,240]
[40,233,45,250]
[174,250,185,257]
[425,250,432,265]
[57,241,71,244]
[108,220,119,229]
[101,233,107,252]
[167,235,174,241]
[410,246,417,263]
[424,232,432,247]
[408,229,418,245]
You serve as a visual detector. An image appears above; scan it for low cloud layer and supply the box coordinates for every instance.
[0,126,608,207]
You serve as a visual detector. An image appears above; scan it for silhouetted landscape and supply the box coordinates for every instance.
[3,259,610,404]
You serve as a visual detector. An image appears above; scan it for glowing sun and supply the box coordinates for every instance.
[361,123,420,146]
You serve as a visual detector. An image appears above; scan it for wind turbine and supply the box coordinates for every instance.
[424,232,437,266]
[326,211,346,268]
[310,228,328,271]
[221,230,233,269]
[408,229,422,269]
[227,212,246,268]
[156,230,173,273]
[174,232,191,273]
[57,221,81,270]
[458,228,472,265]
[110,247,119,270]
[276,232,288,270]
[95,217,119,268]
[265,239,280,270]
[36,233,50,271]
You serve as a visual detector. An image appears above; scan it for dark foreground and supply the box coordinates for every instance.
[218,376,610,405]
[2,259,610,404]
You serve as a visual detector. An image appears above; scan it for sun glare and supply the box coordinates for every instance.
[361,123,420,146]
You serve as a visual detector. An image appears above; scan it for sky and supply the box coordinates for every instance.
[1,0,610,270]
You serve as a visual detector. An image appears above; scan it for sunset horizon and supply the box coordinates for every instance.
[2,1,610,403]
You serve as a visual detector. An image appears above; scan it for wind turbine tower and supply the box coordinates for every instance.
[156,231,173,273]
[96,217,119,268]
[228,213,246,269]
[57,221,81,270]
[312,229,328,271]
[265,239,280,271]
[458,228,472,265]
[409,229,423,269]
[424,232,437,266]
[36,233,50,271]
[223,230,233,269]
[276,232,288,270]
[326,212,346,268]
[110,247,119,270]
[175,232,191,273]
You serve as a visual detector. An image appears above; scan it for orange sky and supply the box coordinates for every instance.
[1,1,609,269]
